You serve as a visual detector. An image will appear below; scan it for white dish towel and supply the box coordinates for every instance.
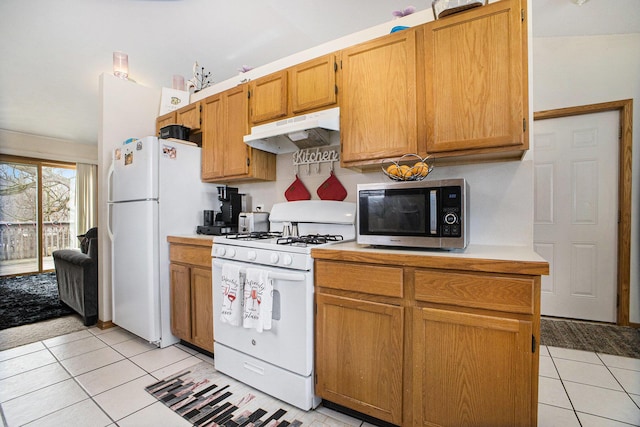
[242,268,273,333]
[220,263,243,326]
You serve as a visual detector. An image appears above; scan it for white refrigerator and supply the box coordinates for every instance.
[107,136,215,347]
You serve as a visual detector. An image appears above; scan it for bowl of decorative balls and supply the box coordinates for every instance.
[382,154,434,181]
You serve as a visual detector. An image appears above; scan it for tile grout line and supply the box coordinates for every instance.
[547,348,584,427]
[36,338,118,427]
[595,352,640,413]
[550,348,640,426]
[1,328,157,427]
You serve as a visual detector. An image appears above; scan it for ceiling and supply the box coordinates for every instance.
[1,0,638,146]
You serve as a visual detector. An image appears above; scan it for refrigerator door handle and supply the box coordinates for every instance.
[107,203,114,242]
[107,161,115,204]
[107,162,115,242]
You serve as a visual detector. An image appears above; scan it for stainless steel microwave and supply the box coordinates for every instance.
[357,178,469,250]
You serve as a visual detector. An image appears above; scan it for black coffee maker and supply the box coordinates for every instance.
[197,186,246,235]
[216,186,245,228]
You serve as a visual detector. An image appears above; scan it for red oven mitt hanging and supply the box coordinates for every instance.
[317,170,347,201]
[285,175,311,201]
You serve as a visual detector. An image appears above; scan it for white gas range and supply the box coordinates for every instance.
[211,200,356,410]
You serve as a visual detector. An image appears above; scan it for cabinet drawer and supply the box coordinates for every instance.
[169,244,212,269]
[315,261,403,298]
[414,270,534,314]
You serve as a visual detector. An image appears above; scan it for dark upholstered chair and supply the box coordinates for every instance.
[52,227,98,326]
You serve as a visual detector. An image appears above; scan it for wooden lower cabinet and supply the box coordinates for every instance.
[168,236,214,352]
[315,293,404,425]
[413,307,533,427]
[189,266,214,350]
[169,263,192,341]
[313,254,545,427]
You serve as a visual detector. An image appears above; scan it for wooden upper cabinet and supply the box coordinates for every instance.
[423,0,527,156]
[223,85,251,178]
[176,101,202,131]
[249,54,338,126]
[201,85,276,182]
[339,28,418,166]
[290,54,337,114]
[156,111,176,136]
[249,70,288,125]
[201,94,224,180]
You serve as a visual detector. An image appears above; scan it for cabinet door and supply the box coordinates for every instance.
[423,0,527,154]
[413,307,533,427]
[222,85,250,178]
[201,94,224,180]
[156,112,176,136]
[316,293,403,425]
[340,29,417,165]
[290,54,337,114]
[169,263,192,341]
[176,102,201,131]
[249,70,288,124]
[190,266,214,351]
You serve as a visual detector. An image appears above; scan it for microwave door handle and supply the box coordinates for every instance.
[430,190,438,235]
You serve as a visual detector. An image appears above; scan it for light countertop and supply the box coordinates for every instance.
[167,234,214,246]
[311,241,549,276]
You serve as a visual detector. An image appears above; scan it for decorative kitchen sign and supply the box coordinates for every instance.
[292,147,340,174]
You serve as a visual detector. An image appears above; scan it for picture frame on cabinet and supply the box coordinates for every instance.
[159,87,190,115]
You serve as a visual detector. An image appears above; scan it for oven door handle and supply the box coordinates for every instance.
[213,259,307,282]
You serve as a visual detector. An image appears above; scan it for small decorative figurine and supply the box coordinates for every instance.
[186,61,213,93]
[392,5,416,17]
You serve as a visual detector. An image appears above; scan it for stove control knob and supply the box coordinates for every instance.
[227,248,236,258]
[270,253,280,264]
[247,250,257,261]
[215,247,226,257]
[282,254,293,266]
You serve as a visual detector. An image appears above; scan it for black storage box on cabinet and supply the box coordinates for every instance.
[160,125,190,140]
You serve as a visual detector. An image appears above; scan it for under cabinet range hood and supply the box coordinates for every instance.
[243,107,339,154]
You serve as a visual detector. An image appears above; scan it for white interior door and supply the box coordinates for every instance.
[534,111,618,322]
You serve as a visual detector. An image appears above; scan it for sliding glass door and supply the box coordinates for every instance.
[0,156,76,277]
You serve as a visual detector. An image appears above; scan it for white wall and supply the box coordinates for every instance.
[231,149,534,247]
[532,34,640,323]
[0,129,98,164]
[97,73,160,323]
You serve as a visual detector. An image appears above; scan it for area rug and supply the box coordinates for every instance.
[146,362,352,427]
[0,314,86,351]
[540,317,640,359]
[0,272,74,330]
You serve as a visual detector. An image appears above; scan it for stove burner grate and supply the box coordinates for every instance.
[277,234,344,246]
[226,231,282,240]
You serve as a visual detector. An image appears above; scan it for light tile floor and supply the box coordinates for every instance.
[0,326,638,426]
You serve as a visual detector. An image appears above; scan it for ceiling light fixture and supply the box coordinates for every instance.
[572,0,589,5]
[113,51,129,80]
